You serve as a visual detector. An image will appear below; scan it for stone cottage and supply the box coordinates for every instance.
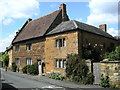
[9,4,117,74]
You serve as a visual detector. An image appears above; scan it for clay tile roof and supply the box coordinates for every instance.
[13,10,61,43]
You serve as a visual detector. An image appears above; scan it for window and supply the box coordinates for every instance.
[63,38,66,47]
[59,59,62,68]
[26,58,32,65]
[56,59,59,68]
[56,38,66,48]
[15,45,19,51]
[63,60,66,68]
[15,58,20,65]
[26,44,32,50]
[55,59,66,69]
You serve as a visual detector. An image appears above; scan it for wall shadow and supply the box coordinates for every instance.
[2,83,18,90]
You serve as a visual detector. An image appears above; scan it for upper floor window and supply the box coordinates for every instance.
[26,58,32,65]
[56,38,66,48]
[26,44,32,50]
[15,58,20,65]
[15,45,19,51]
[55,59,66,69]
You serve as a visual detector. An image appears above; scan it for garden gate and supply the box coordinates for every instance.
[93,62,101,84]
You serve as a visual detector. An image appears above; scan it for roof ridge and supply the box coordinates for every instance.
[31,10,61,22]
[72,20,78,28]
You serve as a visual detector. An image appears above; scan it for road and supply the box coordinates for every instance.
[1,69,106,90]
[1,69,65,90]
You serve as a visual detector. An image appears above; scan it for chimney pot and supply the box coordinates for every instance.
[27,18,32,22]
[59,3,69,21]
[16,31,19,35]
[99,24,107,32]
[59,3,66,14]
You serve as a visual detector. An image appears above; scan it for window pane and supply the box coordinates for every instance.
[63,60,66,68]
[26,44,32,50]
[15,58,20,65]
[56,59,59,68]
[63,38,66,47]
[59,59,62,68]
[56,40,59,47]
[59,39,62,47]
[15,45,19,51]
[26,58,32,65]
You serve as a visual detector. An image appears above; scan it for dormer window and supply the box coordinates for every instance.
[56,38,66,48]
[26,44,32,50]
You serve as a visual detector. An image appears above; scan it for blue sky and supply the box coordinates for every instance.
[0,0,119,52]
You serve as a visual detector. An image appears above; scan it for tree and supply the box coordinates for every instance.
[66,54,94,84]
[82,44,101,62]
[1,52,9,68]
[104,46,120,61]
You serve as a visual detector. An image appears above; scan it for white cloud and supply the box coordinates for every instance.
[50,4,58,8]
[0,0,40,25]
[0,31,16,52]
[3,18,14,25]
[77,18,83,22]
[107,28,118,36]
[87,0,119,26]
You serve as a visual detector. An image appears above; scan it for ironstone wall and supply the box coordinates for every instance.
[100,61,120,88]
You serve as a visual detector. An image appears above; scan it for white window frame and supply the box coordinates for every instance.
[56,38,66,48]
[26,44,32,50]
[63,60,66,68]
[56,59,59,68]
[55,59,66,69]
[26,58,32,65]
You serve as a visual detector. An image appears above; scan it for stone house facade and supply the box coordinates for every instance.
[8,4,117,74]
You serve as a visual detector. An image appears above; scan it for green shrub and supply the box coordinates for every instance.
[82,45,101,62]
[49,72,65,81]
[22,65,28,73]
[11,62,17,72]
[104,46,120,61]
[28,63,38,75]
[100,75,109,88]
[66,54,94,84]
[84,73,94,84]
[110,84,117,88]
[22,63,38,75]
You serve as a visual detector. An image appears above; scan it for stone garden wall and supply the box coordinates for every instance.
[101,61,120,88]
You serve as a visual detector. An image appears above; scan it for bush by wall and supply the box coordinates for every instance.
[49,72,65,81]
[66,54,94,84]
[11,62,17,72]
[22,63,38,75]
[104,46,120,61]
[100,75,110,88]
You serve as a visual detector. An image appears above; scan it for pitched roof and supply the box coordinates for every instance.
[13,10,61,43]
[46,20,115,39]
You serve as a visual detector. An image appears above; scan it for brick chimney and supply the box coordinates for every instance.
[99,24,107,32]
[27,18,32,23]
[59,3,69,21]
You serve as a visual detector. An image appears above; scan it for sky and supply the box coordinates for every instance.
[0,0,119,52]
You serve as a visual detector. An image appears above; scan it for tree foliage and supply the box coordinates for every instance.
[12,62,17,72]
[22,63,38,75]
[66,54,94,84]
[104,46,120,61]
[1,52,9,67]
[82,45,101,61]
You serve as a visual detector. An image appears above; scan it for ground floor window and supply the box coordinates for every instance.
[55,59,66,69]
[15,58,20,65]
[26,58,32,65]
